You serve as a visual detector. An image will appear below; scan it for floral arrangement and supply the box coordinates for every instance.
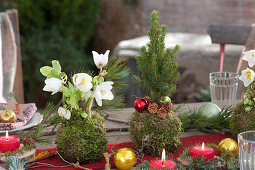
[230,50,255,137]
[39,50,128,163]
[239,50,255,111]
[40,50,114,119]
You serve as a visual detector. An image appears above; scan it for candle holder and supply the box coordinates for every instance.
[177,143,239,170]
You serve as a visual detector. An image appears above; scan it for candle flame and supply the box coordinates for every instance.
[202,142,205,150]
[161,148,166,161]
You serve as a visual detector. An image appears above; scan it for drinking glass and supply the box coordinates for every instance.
[209,72,238,108]
[238,131,255,170]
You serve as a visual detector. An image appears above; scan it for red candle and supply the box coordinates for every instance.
[0,131,20,153]
[149,149,176,170]
[189,142,215,161]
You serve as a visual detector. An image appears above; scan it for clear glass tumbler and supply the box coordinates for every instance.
[209,72,238,108]
[238,131,255,170]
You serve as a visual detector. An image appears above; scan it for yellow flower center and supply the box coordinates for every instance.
[246,71,252,80]
[79,78,85,85]
[252,53,254,58]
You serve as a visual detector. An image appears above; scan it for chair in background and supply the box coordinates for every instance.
[0,9,24,103]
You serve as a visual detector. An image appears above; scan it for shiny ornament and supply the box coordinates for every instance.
[134,98,148,112]
[114,148,136,170]
[218,138,238,157]
[198,103,221,119]
[160,96,171,102]
[0,110,16,123]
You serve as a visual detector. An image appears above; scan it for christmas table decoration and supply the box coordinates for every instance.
[114,148,136,170]
[230,50,255,137]
[129,10,182,156]
[149,149,177,170]
[0,96,37,130]
[40,51,128,164]
[189,142,215,161]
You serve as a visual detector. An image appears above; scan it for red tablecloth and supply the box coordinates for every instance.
[29,134,232,169]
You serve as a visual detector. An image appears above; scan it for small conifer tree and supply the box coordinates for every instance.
[132,10,180,102]
[129,10,182,156]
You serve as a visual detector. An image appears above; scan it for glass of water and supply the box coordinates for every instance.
[209,72,238,108]
[238,131,255,170]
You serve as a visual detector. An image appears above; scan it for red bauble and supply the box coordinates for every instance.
[134,98,148,112]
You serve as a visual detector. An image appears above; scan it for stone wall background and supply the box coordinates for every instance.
[142,0,255,34]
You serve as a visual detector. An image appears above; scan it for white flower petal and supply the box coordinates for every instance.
[63,110,71,120]
[92,50,110,69]
[58,107,65,117]
[72,73,93,92]
[43,78,62,95]
[239,68,255,87]
[95,86,102,106]
[243,50,255,67]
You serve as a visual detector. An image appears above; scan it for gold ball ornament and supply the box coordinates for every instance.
[0,110,16,123]
[114,148,136,170]
[218,138,238,157]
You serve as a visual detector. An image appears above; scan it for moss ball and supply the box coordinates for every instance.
[129,111,182,156]
[230,102,255,138]
[56,113,107,164]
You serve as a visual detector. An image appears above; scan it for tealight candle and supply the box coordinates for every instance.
[189,142,215,161]
[0,131,20,153]
[149,149,176,170]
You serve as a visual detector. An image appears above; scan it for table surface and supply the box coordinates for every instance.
[2,102,211,170]
[35,102,208,149]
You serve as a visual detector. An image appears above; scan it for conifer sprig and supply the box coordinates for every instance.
[132,10,180,102]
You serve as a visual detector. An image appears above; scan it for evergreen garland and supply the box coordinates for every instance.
[132,10,180,102]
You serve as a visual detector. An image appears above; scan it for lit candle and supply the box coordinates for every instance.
[0,131,20,153]
[189,142,215,161]
[149,149,176,170]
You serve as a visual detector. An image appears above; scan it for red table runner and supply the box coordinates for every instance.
[29,134,232,169]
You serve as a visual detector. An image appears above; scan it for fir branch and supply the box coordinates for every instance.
[2,144,36,158]
[5,156,25,170]
[178,106,233,133]
[97,56,129,111]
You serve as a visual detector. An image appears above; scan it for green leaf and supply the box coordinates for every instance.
[40,66,53,76]
[47,69,59,79]
[61,86,71,97]
[68,82,76,94]
[75,90,81,101]
[52,60,61,73]
[59,72,67,78]
[81,111,88,118]
[70,95,76,108]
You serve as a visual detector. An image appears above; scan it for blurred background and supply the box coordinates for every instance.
[0,0,255,107]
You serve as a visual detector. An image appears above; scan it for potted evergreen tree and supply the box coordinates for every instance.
[129,10,183,156]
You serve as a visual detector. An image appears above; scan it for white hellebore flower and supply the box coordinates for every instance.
[58,107,71,120]
[242,50,255,67]
[73,73,93,92]
[43,78,62,95]
[95,81,114,106]
[92,50,110,69]
[239,68,255,87]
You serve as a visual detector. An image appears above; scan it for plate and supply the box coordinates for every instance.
[0,112,43,133]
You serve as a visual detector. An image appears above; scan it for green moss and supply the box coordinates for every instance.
[230,102,255,139]
[129,111,182,156]
[56,113,107,164]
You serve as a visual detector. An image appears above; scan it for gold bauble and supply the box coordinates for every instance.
[0,110,16,123]
[114,148,136,170]
[218,138,238,157]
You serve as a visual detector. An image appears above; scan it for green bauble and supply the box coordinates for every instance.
[129,111,182,156]
[56,113,107,164]
[230,102,255,138]
[198,103,221,119]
